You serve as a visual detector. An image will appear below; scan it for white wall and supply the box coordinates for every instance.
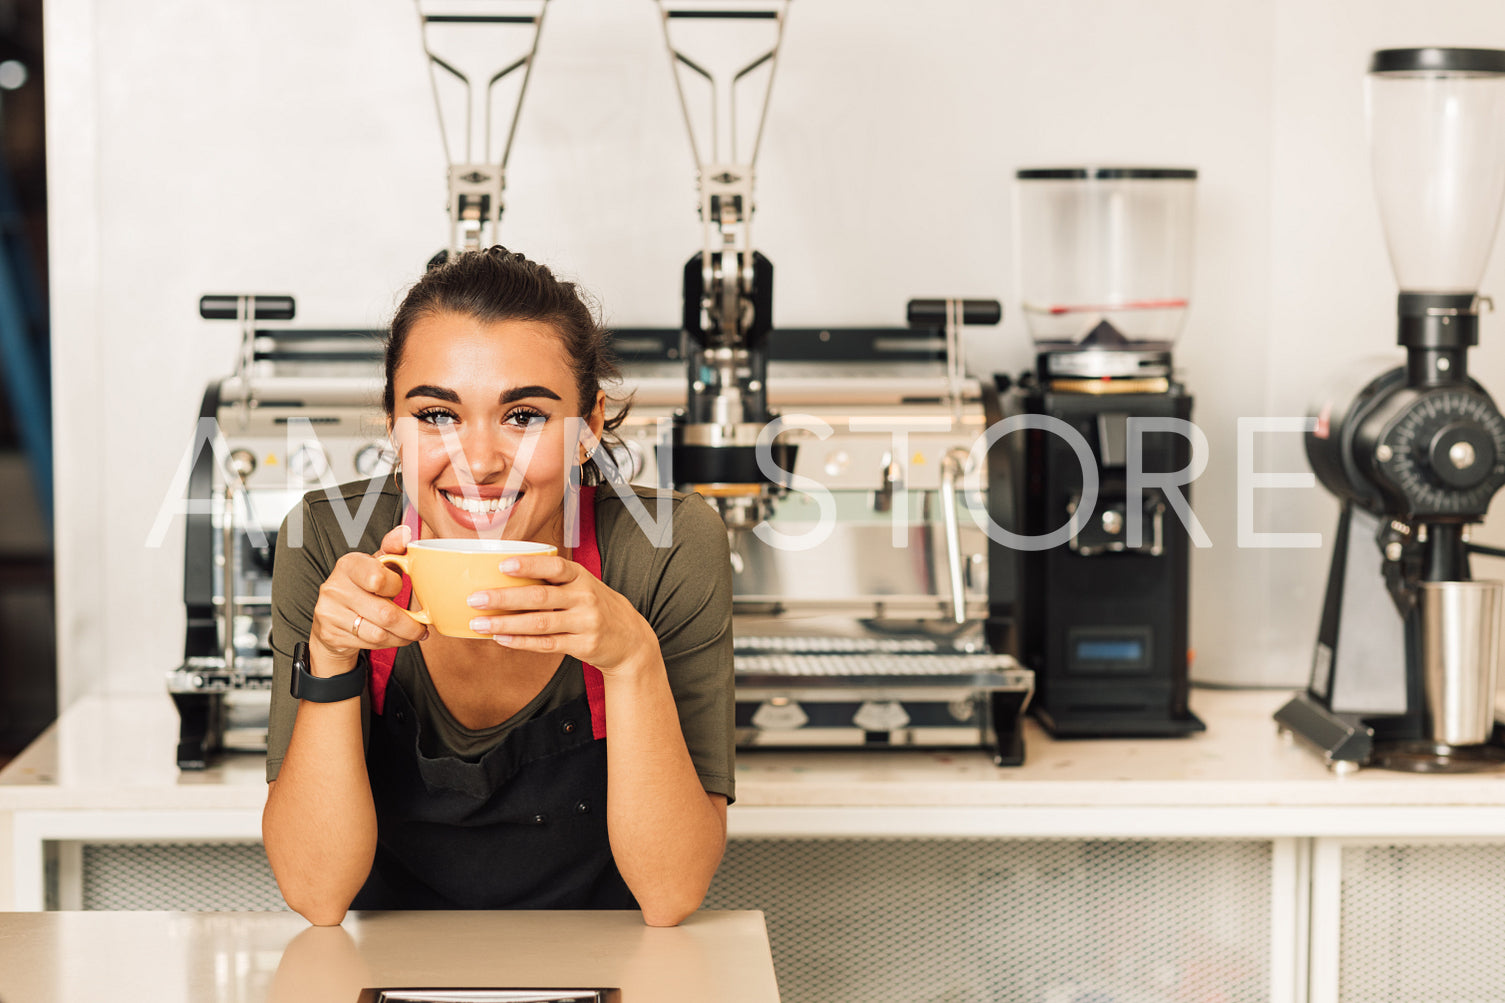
[43,0,1505,700]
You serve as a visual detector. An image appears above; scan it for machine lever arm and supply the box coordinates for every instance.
[909,297,1001,420]
[201,294,297,419]
[940,448,970,625]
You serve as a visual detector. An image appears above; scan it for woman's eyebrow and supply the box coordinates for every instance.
[405,385,460,403]
[501,385,563,404]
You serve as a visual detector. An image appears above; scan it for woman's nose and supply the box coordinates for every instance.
[455,425,511,483]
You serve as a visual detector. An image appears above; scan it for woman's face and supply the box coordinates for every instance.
[388,311,605,547]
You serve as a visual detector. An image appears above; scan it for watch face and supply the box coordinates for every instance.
[290,642,311,700]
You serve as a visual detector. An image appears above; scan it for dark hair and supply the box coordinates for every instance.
[384,247,631,484]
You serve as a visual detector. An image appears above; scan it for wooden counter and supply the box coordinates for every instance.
[0,909,780,1003]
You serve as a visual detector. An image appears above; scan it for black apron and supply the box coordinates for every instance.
[350,486,635,911]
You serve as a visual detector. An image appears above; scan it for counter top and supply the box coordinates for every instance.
[5,688,1505,821]
[0,909,780,1003]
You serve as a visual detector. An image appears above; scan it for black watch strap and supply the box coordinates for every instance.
[290,641,368,703]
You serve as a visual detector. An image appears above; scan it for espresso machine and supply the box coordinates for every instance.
[612,306,1034,763]
[168,296,394,768]
[985,168,1205,739]
[625,2,1033,762]
[1276,47,1505,773]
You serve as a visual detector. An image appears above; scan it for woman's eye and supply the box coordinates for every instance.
[507,409,547,429]
[415,409,457,427]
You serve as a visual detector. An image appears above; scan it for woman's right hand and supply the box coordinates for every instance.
[307,524,429,673]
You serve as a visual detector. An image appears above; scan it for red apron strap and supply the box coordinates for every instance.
[574,486,607,740]
[369,505,423,715]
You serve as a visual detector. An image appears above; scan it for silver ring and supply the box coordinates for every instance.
[352,614,364,636]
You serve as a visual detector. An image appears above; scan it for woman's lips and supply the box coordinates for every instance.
[440,489,519,515]
[439,488,522,532]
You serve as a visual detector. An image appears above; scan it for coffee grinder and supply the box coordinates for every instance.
[1277,48,1505,773]
[652,0,795,531]
[985,168,1206,738]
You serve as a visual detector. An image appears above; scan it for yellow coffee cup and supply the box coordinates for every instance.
[377,539,557,639]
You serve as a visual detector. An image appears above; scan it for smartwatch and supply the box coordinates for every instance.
[290,641,367,703]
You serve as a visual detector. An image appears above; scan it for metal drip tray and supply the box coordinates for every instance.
[734,651,1030,701]
[358,991,619,1003]
[167,656,274,693]
[730,635,1033,763]
[1370,740,1505,773]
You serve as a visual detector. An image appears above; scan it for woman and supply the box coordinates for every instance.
[262,247,735,927]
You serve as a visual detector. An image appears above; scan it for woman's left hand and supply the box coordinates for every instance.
[464,553,657,674]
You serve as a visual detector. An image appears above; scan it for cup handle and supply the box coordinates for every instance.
[376,553,433,626]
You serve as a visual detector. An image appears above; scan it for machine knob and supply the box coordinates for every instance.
[354,441,398,478]
[289,444,329,482]
[751,699,808,731]
[852,700,911,732]
[1428,422,1495,489]
[227,448,256,481]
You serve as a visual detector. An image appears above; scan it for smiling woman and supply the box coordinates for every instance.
[261,248,735,928]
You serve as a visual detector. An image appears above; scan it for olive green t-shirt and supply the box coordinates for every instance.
[266,476,736,802]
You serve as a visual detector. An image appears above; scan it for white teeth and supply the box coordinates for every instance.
[443,491,518,515]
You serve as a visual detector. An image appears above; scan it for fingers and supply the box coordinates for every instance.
[313,588,428,653]
[469,609,573,647]
[466,570,649,670]
[339,552,404,599]
[464,555,580,612]
[312,551,429,657]
[497,553,578,585]
[488,632,555,652]
[353,595,430,645]
[465,582,557,614]
[379,523,412,557]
